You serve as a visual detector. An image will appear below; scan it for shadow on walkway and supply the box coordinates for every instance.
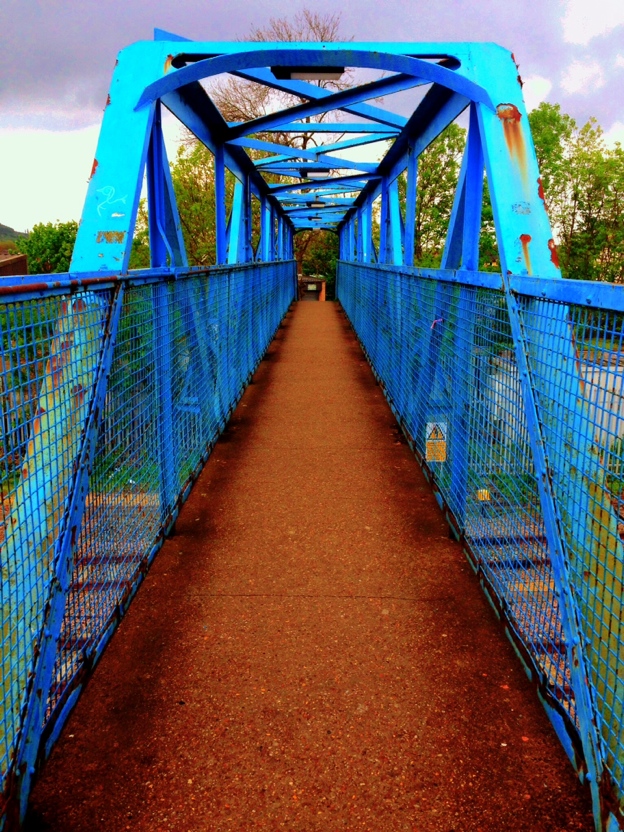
[26,302,593,831]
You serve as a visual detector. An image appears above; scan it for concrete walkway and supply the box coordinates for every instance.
[26,302,593,831]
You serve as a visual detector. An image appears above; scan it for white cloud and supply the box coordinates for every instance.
[560,59,605,94]
[562,0,624,45]
[0,113,183,233]
[604,121,624,148]
[522,76,553,112]
[616,54,624,69]
[0,126,100,233]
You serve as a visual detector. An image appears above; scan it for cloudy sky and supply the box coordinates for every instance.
[0,0,622,232]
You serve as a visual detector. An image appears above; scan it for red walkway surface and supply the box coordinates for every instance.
[26,302,593,831]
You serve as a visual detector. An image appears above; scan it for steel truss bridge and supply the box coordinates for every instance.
[1,31,624,831]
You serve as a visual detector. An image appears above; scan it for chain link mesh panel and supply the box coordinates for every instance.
[337,261,624,779]
[518,300,624,796]
[0,290,112,786]
[0,262,295,817]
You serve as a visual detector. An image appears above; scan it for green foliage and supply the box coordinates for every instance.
[297,229,339,289]
[128,200,150,269]
[529,103,624,282]
[15,220,78,274]
[171,142,220,266]
[412,123,466,267]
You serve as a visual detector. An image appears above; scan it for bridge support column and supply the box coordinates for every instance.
[404,140,418,267]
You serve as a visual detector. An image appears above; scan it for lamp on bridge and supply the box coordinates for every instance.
[271,66,345,81]
[307,200,326,208]
[300,167,331,179]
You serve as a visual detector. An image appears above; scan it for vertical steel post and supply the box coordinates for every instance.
[379,178,389,265]
[449,104,482,530]
[277,216,284,261]
[261,197,271,262]
[270,204,277,262]
[147,102,173,268]
[152,282,176,523]
[227,180,244,265]
[388,179,403,266]
[215,144,227,265]
[362,199,372,264]
[347,219,355,261]
[404,140,418,267]
[472,44,608,820]
[355,210,362,262]
[242,175,253,263]
[147,103,177,523]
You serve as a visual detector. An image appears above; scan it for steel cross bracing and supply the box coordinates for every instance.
[2,30,624,832]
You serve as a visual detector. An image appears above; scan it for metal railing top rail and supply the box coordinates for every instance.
[338,260,624,313]
[0,261,296,302]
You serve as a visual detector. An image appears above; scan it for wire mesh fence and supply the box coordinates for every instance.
[337,260,624,812]
[0,261,296,821]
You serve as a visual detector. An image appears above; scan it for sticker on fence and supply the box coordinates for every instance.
[426,422,447,462]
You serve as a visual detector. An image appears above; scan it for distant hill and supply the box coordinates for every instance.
[0,223,27,242]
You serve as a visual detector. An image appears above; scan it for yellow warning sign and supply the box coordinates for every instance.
[426,422,447,462]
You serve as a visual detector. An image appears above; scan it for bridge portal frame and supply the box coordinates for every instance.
[1,33,623,832]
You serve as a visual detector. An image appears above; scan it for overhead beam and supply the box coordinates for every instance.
[269,172,380,194]
[339,86,469,227]
[137,48,494,116]
[235,122,400,134]
[232,67,409,129]
[226,73,426,139]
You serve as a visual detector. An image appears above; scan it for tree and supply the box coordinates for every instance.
[396,123,466,268]
[296,229,339,274]
[529,103,624,282]
[163,9,355,274]
[209,10,354,152]
[15,220,78,274]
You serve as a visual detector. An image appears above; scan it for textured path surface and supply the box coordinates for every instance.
[26,302,593,831]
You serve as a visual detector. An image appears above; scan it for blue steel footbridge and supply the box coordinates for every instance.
[1,32,624,831]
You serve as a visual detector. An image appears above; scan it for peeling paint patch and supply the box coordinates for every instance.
[105,94,111,108]
[512,202,531,215]
[520,233,532,275]
[548,239,560,269]
[537,177,546,203]
[89,159,99,181]
[164,54,174,73]
[111,212,125,218]
[96,231,126,244]
[496,104,528,185]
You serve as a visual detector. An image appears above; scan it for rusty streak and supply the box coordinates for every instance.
[548,239,560,269]
[520,233,532,275]
[496,103,528,186]
[89,158,99,181]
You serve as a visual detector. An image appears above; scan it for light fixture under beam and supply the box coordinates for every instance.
[307,201,326,208]
[299,167,331,179]
[271,66,345,81]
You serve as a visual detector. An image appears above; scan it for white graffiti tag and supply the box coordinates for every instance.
[96,186,128,217]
